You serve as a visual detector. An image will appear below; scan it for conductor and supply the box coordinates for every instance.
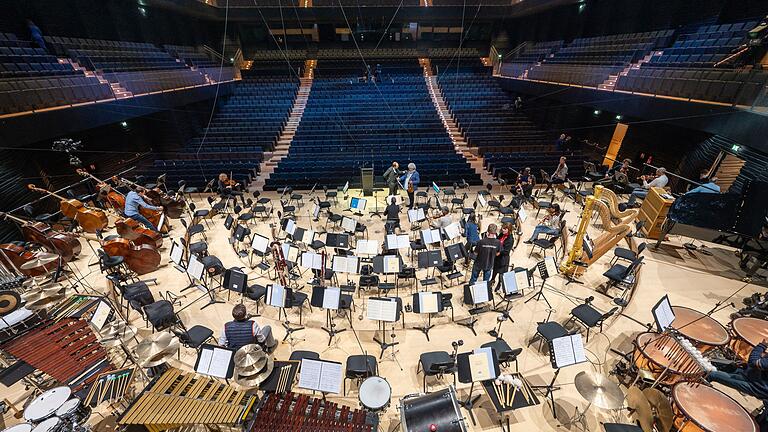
[383,162,400,196]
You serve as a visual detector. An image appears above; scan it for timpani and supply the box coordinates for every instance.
[671,306,730,352]
[671,381,758,432]
[729,317,768,363]
[633,332,702,386]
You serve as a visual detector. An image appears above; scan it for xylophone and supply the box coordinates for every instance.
[118,367,255,432]
[1,318,114,392]
[247,392,375,432]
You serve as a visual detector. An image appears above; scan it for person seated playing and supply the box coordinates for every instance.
[385,197,401,233]
[431,207,453,229]
[631,167,669,199]
[598,159,633,194]
[708,339,768,403]
[544,156,568,193]
[524,204,562,244]
[513,167,535,201]
[219,304,276,352]
[218,173,245,206]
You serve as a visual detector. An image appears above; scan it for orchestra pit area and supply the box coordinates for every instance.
[2,1,768,432]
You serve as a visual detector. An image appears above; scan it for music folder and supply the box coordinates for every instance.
[311,286,341,310]
[326,233,350,249]
[341,216,358,233]
[281,218,297,235]
[281,243,300,264]
[300,252,323,270]
[355,239,380,256]
[551,334,587,368]
[350,197,367,211]
[502,269,529,295]
[417,250,443,269]
[234,224,249,242]
[407,208,426,223]
[652,295,675,332]
[413,292,441,314]
[298,359,343,394]
[169,241,185,267]
[442,222,462,241]
[469,346,498,381]
[385,234,409,250]
[186,254,205,281]
[266,284,290,308]
[421,228,442,245]
[372,255,402,274]
[367,297,399,322]
[293,227,316,244]
[444,243,466,261]
[332,255,359,274]
[224,214,234,230]
[195,344,235,379]
[251,233,270,254]
[477,193,487,208]
[517,207,528,223]
[469,281,491,304]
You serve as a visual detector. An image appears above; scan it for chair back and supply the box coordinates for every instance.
[636,242,647,255]
[600,307,619,323]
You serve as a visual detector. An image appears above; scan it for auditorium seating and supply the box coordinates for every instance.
[647,21,755,68]
[265,58,482,190]
[45,36,185,73]
[500,40,563,78]
[313,0,418,5]
[164,45,218,68]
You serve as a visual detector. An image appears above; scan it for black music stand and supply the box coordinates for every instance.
[311,286,345,346]
[372,255,403,295]
[412,291,443,341]
[266,284,305,340]
[326,233,350,250]
[457,347,501,425]
[194,344,236,379]
[250,233,271,272]
[368,296,402,363]
[531,333,587,419]
[223,267,247,302]
[417,250,443,288]
[460,281,494,336]
[524,259,556,308]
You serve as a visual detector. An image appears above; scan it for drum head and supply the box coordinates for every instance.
[31,417,60,432]
[359,377,391,410]
[2,424,33,432]
[635,332,690,373]
[732,317,768,347]
[673,381,758,432]
[671,306,729,346]
[0,290,21,314]
[23,387,71,422]
[55,399,81,417]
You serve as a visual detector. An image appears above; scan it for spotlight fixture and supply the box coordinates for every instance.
[593,110,601,116]
[615,114,623,121]
[121,121,128,128]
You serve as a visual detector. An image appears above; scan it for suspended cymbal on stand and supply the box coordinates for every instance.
[135,333,179,367]
[626,386,654,432]
[21,285,69,310]
[233,344,274,388]
[234,344,268,370]
[573,371,625,410]
[643,387,674,432]
[19,252,59,270]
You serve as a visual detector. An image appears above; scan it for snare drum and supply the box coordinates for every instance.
[359,377,391,412]
[632,332,702,385]
[671,306,730,352]
[23,387,71,422]
[2,424,33,432]
[400,386,467,432]
[55,399,91,425]
[729,317,768,363]
[671,381,758,432]
[30,417,60,432]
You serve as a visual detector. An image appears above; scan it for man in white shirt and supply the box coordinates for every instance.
[631,167,669,199]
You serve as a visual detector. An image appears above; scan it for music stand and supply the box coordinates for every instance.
[194,344,236,379]
[456,347,501,425]
[651,295,675,332]
[417,250,443,288]
[367,297,401,361]
[311,286,345,345]
[349,197,367,216]
[326,233,350,250]
[232,224,250,258]
[223,267,247,302]
[372,254,403,295]
[250,233,270,271]
[184,254,223,310]
[169,241,186,273]
[524,258,558,308]
[460,281,493,335]
[412,291,443,341]
[331,255,359,286]
[532,333,587,419]
[266,284,304,340]
[297,358,343,399]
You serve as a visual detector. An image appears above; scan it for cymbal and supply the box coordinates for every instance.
[19,253,59,270]
[234,358,274,388]
[573,371,625,410]
[22,287,67,310]
[643,388,674,432]
[0,290,21,315]
[234,344,268,370]
[139,347,178,368]
[135,333,179,362]
[626,386,654,432]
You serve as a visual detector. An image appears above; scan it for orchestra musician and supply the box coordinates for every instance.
[464,213,481,265]
[524,203,562,244]
[469,223,500,284]
[597,158,632,193]
[385,197,401,233]
[219,304,276,352]
[125,186,162,233]
[686,176,720,194]
[218,173,245,206]
[707,339,768,402]
[431,207,453,229]
[631,167,669,199]
[490,222,515,290]
[399,163,420,209]
[512,167,535,202]
[544,156,568,193]
[382,162,400,196]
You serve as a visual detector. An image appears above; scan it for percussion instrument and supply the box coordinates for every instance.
[729,317,768,363]
[400,386,467,432]
[0,212,81,262]
[21,286,68,311]
[23,387,71,422]
[135,333,179,368]
[118,367,255,432]
[19,254,59,272]
[670,306,730,352]
[671,381,758,432]
[0,246,58,277]
[625,387,654,432]
[643,387,674,432]
[359,376,391,412]
[30,417,60,432]
[573,371,624,410]
[632,332,706,385]
[234,344,274,388]
[249,392,372,432]
[2,424,33,432]
[0,290,21,314]
[26,185,108,234]
[55,399,90,426]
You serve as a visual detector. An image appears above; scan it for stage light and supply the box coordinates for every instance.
[615,114,623,120]
[578,0,586,13]
[121,121,128,128]
[593,110,600,116]
[138,7,147,17]
[731,144,741,152]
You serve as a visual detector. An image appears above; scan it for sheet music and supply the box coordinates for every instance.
[282,243,299,263]
[356,240,380,256]
[312,204,320,219]
[298,358,322,391]
[653,296,676,331]
[196,347,232,379]
[545,256,558,277]
[517,207,528,222]
[350,197,367,211]
[300,252,323,270]
[515,269,530,289]
[571,334,587,364]
[298,359,342,394]
[386,234,410,249]
[284,219,296,235]
[473,346,498,380]
[342,181,349,194]
[471,281,490,304]
[90,301,110,330]
[383,255,400,273]
[421,228,441,244]
[419,292,439,314]
[332,255,359,274]
[443,222,462,240]
[408,208,425,223]
[169,242,183,266]
[267,284,286,308]
[501,271,518,295]
[552,334,587,368]
[367,298,398,322]
[432,182,440,194]
[251,234,270,253]
[477,194,487,208]
[341,216,358,232]
[468,353,492,382]
[186,255,205,281]
[296,228,316,244]
[322,287,341,310]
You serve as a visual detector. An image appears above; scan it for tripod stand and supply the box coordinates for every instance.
[321,309,346,346]
[524,281,552,308]
[369,188,384,218]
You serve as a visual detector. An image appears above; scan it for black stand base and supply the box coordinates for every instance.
[373,335,399,359]
[524,286,552,308]
[457,317,478,336]
[414,324,434,341]
[458,383,481,425]
[282,321,305,341]
[321,326,346,346]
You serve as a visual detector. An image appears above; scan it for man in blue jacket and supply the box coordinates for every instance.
[399,163,420,209]
[708,339,768,400]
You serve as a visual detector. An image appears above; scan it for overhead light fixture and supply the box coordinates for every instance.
[593,110,601,115]
[615,114,623,121]
[121,121,128,128]
[731,144,741,152]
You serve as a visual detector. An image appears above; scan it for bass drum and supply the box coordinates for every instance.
[400,386,467,432]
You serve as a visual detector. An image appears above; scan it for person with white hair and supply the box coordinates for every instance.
[631,167,669,199]
[399,163,420,209]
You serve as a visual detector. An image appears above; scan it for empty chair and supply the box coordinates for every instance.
[417,351,456,393]
[344,355,377,395]
[565,297,618,343]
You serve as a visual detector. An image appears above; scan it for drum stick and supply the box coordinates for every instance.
[494,382,503,405]
[509,386,517,407]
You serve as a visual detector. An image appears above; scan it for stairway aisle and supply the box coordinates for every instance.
[422,59,494,185]
[252,60,315,190]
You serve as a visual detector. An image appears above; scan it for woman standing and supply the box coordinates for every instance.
[491,223,515,290]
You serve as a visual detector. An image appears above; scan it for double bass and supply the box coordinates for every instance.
[101,237,161,275]
[113,175,185,219]
[26,184,108,233]
[0,212,81,262]
[114,218,163,249]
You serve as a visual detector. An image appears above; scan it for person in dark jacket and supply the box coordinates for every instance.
[469,224,500,284]
[219,304,275,352]
[707,339,768,401]
[382,162,400,196]
[490,223,515,290]
[385,197,400,233]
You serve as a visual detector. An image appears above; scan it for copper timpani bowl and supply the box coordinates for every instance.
[671,381,758,432]
[633,332,701,385]
[729,317,768,363]
[670,306,730,352]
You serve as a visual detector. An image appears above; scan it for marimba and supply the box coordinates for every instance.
[247,392,374,432]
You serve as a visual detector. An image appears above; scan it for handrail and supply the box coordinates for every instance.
[233,47,244,80]
[503,41,528,61]
[201,44,225,62]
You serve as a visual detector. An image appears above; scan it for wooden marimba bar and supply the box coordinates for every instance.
[248,392,373,432]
